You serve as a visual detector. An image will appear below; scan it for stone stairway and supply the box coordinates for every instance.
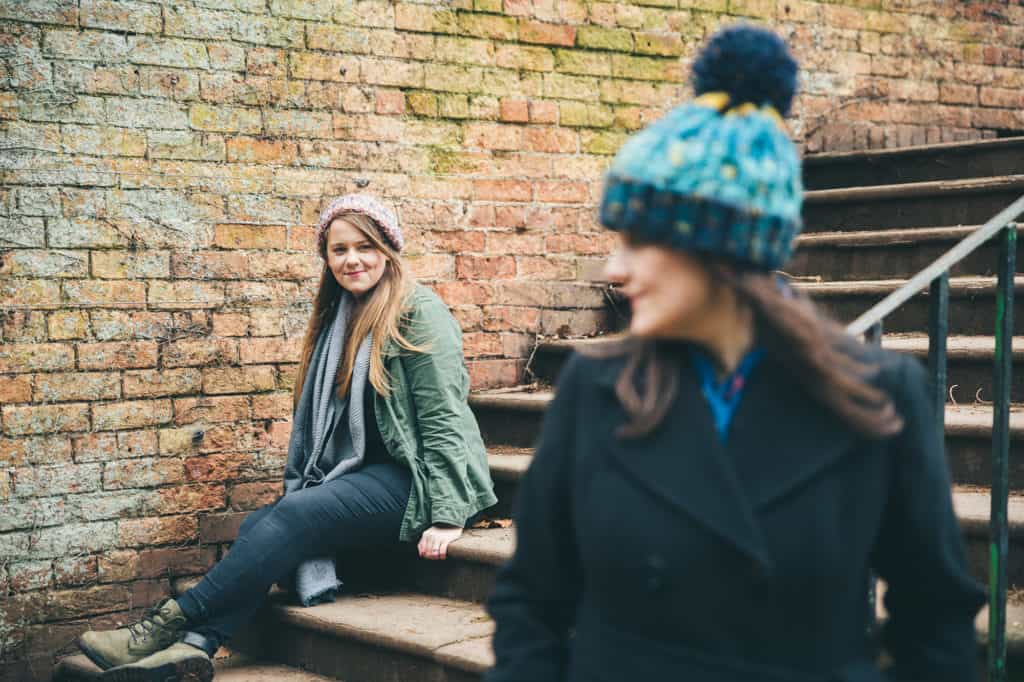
[54,652,339,681]
[52,137,1024,680]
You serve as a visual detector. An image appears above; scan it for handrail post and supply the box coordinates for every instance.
[865,320,883,635]
[989,224,1016,682]
[928,273,949,442]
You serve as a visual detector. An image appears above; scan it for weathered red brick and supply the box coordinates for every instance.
[473,179,533,202]
[212,312,249,337]
[486,231,546,255]
[173,396,251,426]
[0,343,74,373]
[184,452,260,482]
[35,371,120,402]
[0,375,34,403]
[54,555,98,588]
[463,332,503,357]
[1,434,73,467]
[481,305,541,332]
[2,403,90,436]
[464,123,523,150]
[78,342,159,370]
[92,400,173,431]
[228,481,279,511]
[73,431,158,471]
[252,392,293,420]
[524,127,578,153]
[457,255,517,280]
[529,100,559,123]
[499,98,530,122]
[433,282,495,306]
[151,484,226,515]
[104,457,186,490]
[119,515,198,547]
[467,359,522,389]
[196,423,270,454]
[134,546,218,580]
[375,89,406,114]
[519,20,575,46]
[198,511,247,544]
[203,366,277,394]
[63,280,145,307]
[161,339,238,368]
[214,224,287,250]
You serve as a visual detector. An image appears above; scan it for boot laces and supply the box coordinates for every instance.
[128,600,172,643]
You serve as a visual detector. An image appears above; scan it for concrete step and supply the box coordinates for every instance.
[528,334,1024,405]
[803,137,1024,190]
[597,276,1023,335]
[53,652,337,681]
[795,275,1024,335]
[166,585,492,682]
[470,390,1024,492]
[802,175,1024,233]
[788,224,1024,281]
[165,516,1024,681]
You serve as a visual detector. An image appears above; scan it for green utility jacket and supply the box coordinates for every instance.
[376,283,497,542]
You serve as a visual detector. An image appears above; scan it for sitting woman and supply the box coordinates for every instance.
[486,26,984,682]
[78,194,497,682]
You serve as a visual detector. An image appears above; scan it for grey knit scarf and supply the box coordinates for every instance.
[283,294,372,606]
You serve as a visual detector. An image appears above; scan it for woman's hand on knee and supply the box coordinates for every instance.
[418,524,463,560]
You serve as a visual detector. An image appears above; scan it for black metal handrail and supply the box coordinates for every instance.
[845,197,1021,681]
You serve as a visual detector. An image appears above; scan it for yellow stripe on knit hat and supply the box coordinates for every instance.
[693,91,731,111]
[695,91,786,129]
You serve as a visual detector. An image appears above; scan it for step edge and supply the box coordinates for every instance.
[535,334,1024,360]
[791,275,1024,296]
[269,594,493,673]
[804,175,1024,204]
[795,224,1024,247]
[472,389,1024,438]
[803,136,1024,166]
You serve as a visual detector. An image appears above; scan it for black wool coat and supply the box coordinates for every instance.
[486,345,985,682]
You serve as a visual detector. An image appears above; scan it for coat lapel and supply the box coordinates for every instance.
[593,348,860,572]
[598,356,772,570]
[726,355,859,510]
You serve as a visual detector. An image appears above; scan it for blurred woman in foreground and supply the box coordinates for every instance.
[486,25,984,682]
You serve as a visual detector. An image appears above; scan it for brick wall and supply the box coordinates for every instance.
[1,0,1022,678]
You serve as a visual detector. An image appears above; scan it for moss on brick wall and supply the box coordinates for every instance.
[1,1,1023,678]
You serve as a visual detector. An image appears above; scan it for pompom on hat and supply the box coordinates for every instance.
[599,25,803,271]
[316,194,403,256]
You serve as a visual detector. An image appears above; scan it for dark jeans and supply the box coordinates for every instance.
[176,461,411,648]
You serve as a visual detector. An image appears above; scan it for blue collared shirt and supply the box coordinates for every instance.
[689,346,765,441]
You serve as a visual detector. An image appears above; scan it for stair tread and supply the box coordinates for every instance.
[805,174,1024,204]
[270,592,494,673]
[488,451,532,480]
[55,653,336,681]
[273,577,1024,666]
[795,223,1023,248]
[791,275,1024,296]
[536,333,1024,359]
[804,136,1024,165]
[472,389,1024,435]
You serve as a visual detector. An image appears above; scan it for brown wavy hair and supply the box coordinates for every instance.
[585,263,903,440]
[292,213,424,409]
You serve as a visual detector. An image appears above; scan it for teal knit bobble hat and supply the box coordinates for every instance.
[599,25,803,271]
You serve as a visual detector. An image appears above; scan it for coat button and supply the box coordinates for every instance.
[644,554,667,593]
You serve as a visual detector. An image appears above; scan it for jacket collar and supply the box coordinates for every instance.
[597,348,857,571]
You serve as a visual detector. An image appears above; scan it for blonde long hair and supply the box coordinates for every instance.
[293,213,423,409]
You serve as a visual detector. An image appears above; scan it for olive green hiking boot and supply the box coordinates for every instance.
[78,598,189,670]
[100,642,213,682]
